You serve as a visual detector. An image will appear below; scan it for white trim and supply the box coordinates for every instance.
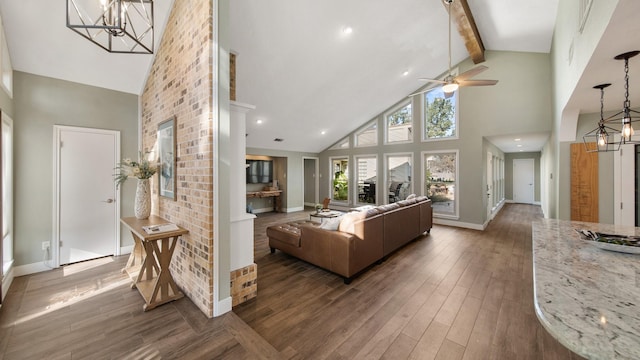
[53,126,121,267]
[304,202,316,207]
[2,113,13,285]
[13,261,51,277]
[285,206,304,213]
[1,264,13,300]
[252,207,277,214]
[433,218,485,231]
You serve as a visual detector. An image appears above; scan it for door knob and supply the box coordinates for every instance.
[102,198,114,203]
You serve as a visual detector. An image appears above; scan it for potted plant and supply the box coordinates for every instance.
[315,203,323,213]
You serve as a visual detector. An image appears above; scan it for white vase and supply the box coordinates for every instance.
[135,178,151,220]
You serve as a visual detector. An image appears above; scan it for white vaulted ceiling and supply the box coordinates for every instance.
[229,0,560,152]
[0,0,572,153]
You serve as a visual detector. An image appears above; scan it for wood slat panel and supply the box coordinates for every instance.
[570,142,599,222]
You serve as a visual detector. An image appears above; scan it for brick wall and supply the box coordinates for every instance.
[140,0,215,317]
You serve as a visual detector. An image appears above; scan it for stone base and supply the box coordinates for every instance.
[230,263,257,307]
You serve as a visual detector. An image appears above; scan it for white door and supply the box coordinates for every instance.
[2,113,13,300]
[513,158,535,204]
[55,126,120,265]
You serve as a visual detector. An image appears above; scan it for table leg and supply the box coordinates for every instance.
[144,236,183,311]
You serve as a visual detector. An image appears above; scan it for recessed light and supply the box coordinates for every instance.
[517,144,523,147]
[514,138,521,141]
[402,70,409,76]
[256,119,263,124]
[519,150,523,152]
[321,131,326,135]
[342,26,353,35]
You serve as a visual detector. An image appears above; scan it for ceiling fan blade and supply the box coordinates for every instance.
[408,88,432,97]
[455,65,489,81]
[418,78,447,84]
[458,79,498,87]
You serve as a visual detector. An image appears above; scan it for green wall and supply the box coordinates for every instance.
[13,71,138,266]
[318,50,552,227]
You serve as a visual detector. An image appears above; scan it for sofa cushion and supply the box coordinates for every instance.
[319,215,344,231]
[338,211,367,234]
[406,193,417,200]
[397,198,417,206]
[415,195,429,202]
[267,220,315,247]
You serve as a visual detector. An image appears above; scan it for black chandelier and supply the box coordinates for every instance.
[583,50,640,152]
[583,84,621,152]
[66,0,154,54]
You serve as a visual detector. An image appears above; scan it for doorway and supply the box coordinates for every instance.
[513,158,535,204]
[303,157,319,207]
[54,126,120,266]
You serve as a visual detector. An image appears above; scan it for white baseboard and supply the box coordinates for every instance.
[214,296,232,317]
[120,245,133,255]
[13,261,55,277]
[285,206,304,213]
[304,202,315,207]
[433,218,485,231]
[2,265,14,300]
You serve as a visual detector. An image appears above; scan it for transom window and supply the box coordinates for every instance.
[355,121,377,147]
[386,102,412,144]
[423,87,457,141]
[329,137,350,150]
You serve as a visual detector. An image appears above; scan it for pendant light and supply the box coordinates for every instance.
[607,51,640,143]
[66,0,154,54]
[582,84,621,152]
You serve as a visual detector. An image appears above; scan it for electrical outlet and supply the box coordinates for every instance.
[42,241,50,251]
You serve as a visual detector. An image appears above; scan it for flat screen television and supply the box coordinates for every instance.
[246,160,273,184]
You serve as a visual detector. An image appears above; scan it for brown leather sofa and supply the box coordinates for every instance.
[267,196,432,283]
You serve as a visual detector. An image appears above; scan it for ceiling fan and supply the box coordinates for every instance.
[411,0,498,98]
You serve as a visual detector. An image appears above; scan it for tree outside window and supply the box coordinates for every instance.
[386,102,412,143]
[424,87,456,140]
[331,158,349,201]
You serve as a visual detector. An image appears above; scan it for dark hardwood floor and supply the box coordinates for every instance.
[234,203,585,360]
[0,203,584,359]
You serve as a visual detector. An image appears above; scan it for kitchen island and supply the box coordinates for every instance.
[532,219,640,359]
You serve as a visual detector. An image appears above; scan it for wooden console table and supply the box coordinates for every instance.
[246,190,282,212]
[121,216,188,311]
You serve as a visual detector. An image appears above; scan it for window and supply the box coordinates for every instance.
[330,157,349,202]
[355,155,377,204]
[329,137,350,150]
[386,153,412,203]
[355,121,377,147]
[423,150,458,217]
[423,87,457,141]
[385,102,412,144]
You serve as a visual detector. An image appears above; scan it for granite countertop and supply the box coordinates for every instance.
[532,219,640,359]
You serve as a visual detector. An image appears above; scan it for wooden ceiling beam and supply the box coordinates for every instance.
[444,0,485,64]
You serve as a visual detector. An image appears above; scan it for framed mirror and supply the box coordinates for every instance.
[158,116,176,200]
